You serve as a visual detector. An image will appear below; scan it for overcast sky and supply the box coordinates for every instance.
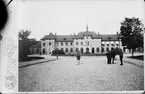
[18,0,144,40]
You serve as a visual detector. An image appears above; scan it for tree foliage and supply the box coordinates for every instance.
[19,29,31,40]
[120,17,144,56]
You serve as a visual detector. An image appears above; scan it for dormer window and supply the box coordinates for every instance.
[64,38,66,40]
[108,37,111,39]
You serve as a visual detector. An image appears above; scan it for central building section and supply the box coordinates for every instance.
[41,25,102,54]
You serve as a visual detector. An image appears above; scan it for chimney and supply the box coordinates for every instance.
[74,33,76,36]
[116,32,118,35]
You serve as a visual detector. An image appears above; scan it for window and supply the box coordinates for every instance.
[70,48,73,52]
[66,42,68,46]
[43,48,45,54]
[81,48,83,53]
[108,37,111,39]
[43,43,45,46]
[102,44,105,46]
[101,48,104,52]
[61,48,63,51]
[116,44,119,46]
[107,44,109,46]
[66,48,68,52]
[81,42,83,45]
[106,47,109,51]
[76,42,78,45]
[86,42,89,45]
[97,47,99,52]
[111,47,114,51]
[76,48,78,52]
[70,42,73,45]
[111,44,114,46]
[86,36,88,39]
[49,42,51,46]
[92,48,94,53]
[61,42,63,46]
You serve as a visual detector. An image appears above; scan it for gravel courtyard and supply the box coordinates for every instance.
[19,56,144,91]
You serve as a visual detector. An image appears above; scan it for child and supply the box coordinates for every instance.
[76,51,81,65]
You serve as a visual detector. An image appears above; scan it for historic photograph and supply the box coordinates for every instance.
[18,0,144,92]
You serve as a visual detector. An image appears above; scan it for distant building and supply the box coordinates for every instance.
[30,41,41,54]
[40,26,123,55]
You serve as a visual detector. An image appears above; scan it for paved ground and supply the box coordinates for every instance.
[19,56,144,92]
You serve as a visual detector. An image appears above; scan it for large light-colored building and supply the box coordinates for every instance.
[40,26,123,55]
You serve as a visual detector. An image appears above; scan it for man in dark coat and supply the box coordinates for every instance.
[119,49,123,65]
[106,50,111,64]
[111,48,116,64]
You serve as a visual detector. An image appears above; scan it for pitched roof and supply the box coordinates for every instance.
[41,32,55,40]
[100,34,119,41]
[75,31,101,39]
[55,35,74,42]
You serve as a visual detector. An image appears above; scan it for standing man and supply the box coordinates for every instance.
[76,51,81,65]
[106,50,111,64]
[111,48,116,64]
[119,49,123,65]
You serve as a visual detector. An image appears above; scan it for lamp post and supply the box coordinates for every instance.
[56,41,58,59]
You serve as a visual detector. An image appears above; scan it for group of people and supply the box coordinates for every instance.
[76,48,123,65]
[106,48,123,65]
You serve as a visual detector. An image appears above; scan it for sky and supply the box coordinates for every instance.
[18,0,144,40]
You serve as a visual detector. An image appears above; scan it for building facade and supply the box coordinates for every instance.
[40,27,123,55]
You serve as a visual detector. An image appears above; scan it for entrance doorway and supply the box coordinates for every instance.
[86,48,89,53]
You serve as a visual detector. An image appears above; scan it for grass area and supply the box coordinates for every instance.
[127,55,144,60]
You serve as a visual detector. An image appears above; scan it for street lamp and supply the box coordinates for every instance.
[56,41,58,59]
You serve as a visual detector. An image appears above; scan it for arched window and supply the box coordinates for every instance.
[92,48,94,53]
[70,48,73,52]
[101,48,104,52]
[86,48,89,52]
[97,47,99,52]
[66,48,68,52]
[106,47,109,52]
[81,48,83,53]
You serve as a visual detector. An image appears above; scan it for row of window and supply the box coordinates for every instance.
[60,47,100,53]
[101,47,115,52]
[43,41,119,46]
[43,42,51,46]
[102,44,119,46]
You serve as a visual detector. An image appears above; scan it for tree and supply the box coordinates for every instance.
[19,30,31,40]
[19,30,37,61]
[120,17,144,56]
